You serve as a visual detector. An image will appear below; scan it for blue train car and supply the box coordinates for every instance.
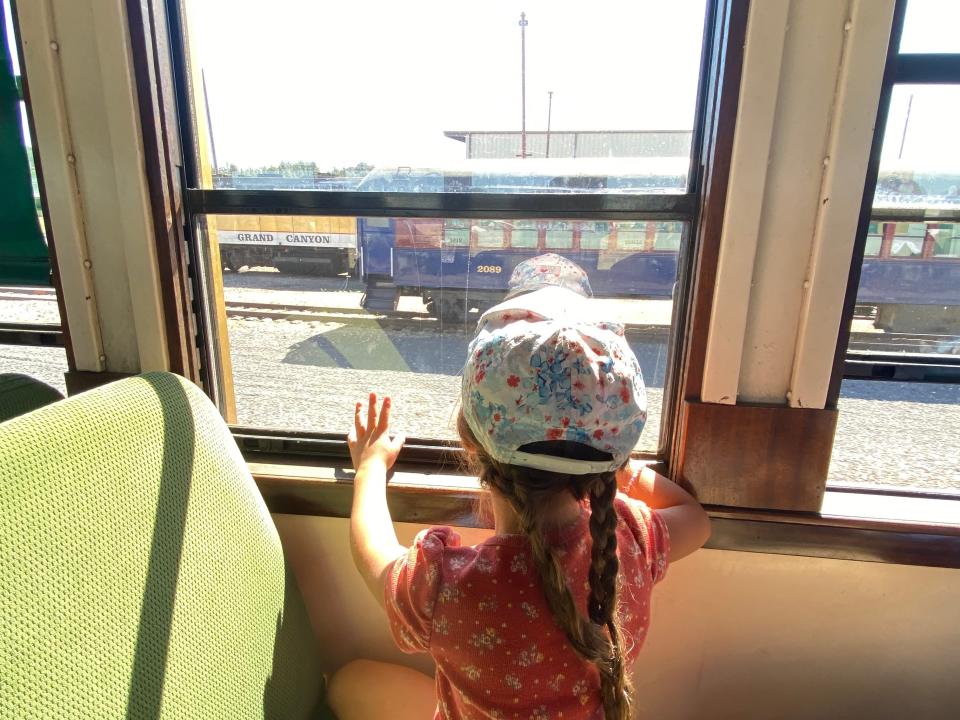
[356,162,960,328]
[355,160,689,319]
[358,217,682,320]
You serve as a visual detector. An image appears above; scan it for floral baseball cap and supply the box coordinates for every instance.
[461,306,647,475]
[505,253,593,299]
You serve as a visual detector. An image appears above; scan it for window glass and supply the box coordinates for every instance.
[932,223,960,257]
[853,84,960,348]
[0,285,67,396]
[828,380,960,494]
[475,221,506,249]
[184,0,708,193]
[615,221,648,251]
[200,214,688,454]
[580,222,611,250]
[899,0,960,54]
[509,221,539,249]
[544,221,573,249]
[443,220,470,247]
[873,85,960,213]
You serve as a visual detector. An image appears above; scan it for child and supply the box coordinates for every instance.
[329,256,711,720]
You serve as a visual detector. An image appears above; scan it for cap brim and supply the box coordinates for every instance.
[499,448,619,475]
[480,286,593,326]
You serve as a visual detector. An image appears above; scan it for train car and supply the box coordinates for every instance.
[356,160,687,318]
[358,162,960,326]
[214,213,358,275]
[211,174,361,275]
[857,166,960,331]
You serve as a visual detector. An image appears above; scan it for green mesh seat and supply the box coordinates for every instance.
[0,373,64,423]
[0,372,324,719]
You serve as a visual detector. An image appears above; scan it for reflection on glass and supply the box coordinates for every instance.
[200,214,686,452]
[874,85,960,212]
[899,0,960,54]
[184,0,708,191]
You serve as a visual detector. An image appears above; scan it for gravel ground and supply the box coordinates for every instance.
[0,344,69,396]
[227,317,665,452]
[830,380,960,491]
[2,284,957,492]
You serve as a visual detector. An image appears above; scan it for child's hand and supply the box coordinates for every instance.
[348,392,406,472]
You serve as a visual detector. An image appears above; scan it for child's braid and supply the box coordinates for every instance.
[459,413,632,720]
[588,474,631,720]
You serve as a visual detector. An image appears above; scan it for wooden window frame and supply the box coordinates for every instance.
[831,0,960,388]
[130,0,960,565]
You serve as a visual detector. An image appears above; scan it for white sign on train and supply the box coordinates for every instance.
[217,231,356,249]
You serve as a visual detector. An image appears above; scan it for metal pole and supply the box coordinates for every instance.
[546,90,553,158]
[202,69,219,175]
[898,92,913,160]
[519,12,528,159]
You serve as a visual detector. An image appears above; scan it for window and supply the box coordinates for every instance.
[834,0,960,495]
[180,0,712,457]
[0,0,65,395]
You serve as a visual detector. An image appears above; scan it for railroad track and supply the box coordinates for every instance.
[4,287,958,350]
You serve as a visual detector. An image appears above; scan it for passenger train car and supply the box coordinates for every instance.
[211,175,360,275]
[2,0,959,719]
[354,161,960,327]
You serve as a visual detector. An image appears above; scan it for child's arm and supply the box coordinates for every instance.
[347,392,407,608]
[617,461,711,562]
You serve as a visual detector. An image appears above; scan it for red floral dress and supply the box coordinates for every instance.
[385,494,670,720]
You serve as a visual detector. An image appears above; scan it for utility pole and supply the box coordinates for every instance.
[519,12,528,159]
[898,93,914,160]
[545,91,553,158]
[202,69,219,175]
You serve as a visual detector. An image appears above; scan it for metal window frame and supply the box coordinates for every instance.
[834,0,960,388]
[165,0,721,464]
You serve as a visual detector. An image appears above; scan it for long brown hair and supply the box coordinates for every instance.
[457,412,632,720]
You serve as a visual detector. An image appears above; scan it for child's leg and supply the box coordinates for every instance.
[327,659,436,720]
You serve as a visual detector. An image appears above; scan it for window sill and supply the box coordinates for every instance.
[249,456,960,570]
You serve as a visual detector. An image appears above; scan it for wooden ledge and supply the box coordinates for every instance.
[250,459,960,569]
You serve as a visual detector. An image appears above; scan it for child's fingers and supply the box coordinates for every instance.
[354,401,364,436]
[367,392,377,435]
[377,396,392,434]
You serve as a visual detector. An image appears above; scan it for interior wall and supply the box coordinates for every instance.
[275,513,960,719]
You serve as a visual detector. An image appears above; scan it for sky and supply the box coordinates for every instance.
[185,0,710,170]
[3,0,958,173]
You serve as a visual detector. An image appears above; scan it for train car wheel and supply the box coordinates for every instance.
[221,250,238,272]
[436,297,468,325]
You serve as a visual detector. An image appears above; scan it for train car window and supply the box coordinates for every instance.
[543,221,574,249]
[508,221,539,249]
[442,220,471,248]
[836,6,960,496]
[579,222,611,251]
[176,0,712,462]
[932,223,959,257]
[474,221,506,249]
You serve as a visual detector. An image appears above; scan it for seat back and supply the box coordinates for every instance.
[0,373,64,422]
[0,372,322,719]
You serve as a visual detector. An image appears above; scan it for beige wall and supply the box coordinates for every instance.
[275,513,960,720]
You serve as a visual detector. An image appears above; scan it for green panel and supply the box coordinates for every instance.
[0,3,49,286]
[0,373,323,718]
